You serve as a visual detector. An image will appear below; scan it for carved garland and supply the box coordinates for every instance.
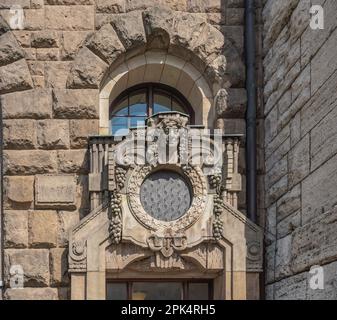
[127,164,207,233]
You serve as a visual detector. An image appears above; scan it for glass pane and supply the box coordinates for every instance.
[106,283,128,300]
[111,117,128,136]
[130,117,146,128]
[187,283,209,300]
[114,97,128,116]
[154,93,171,114]
[130,92,147,116]
[172,99,186,114]
[132,282,182,300]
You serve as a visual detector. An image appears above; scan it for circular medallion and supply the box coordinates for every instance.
[140,171,192,222]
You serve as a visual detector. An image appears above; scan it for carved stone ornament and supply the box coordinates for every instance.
[127,164,207,234]
[147,234,187,258]
[69,240,87,271]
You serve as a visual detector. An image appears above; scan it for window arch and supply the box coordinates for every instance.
[109,83,195,135]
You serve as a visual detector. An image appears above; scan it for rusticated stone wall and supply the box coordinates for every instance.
[0,0,253,300]
[263,0,337,300]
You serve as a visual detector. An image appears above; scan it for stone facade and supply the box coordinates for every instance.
[0,0,336,301]
[0,0,254,300]
[263,0,337,300]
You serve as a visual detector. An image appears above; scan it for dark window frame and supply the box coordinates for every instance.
[106,279,213,300]
[109,83,195,135]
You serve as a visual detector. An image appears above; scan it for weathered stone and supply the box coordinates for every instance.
[307,261,337,300]
[1,89,52,119]
[4,150,57,175]
[45,5,94,31]
[265,157,287,189]
[277,210,300,239]
[3,119,37,149]
[218,88,247,118]
[110,11,146,51]
[266,175,288,207]
[0,59,33,94]
[276,184,301,222]
[45,0,94,4]
[310,103,337,172]
[96,0,126,13]
[265,243,275,284]
[67,47,108,89]
[275,234,292,280]
[53,89,99,119]
[5,288,58,300]
[274,272,307,300]
[292,207,337,274]
[35,175,77,209]
[36,48,60,61]
[4,176,34,208]
[29,210,58,248]
[4,210,28,248]
[60,31,90,60]
[57,150,89,174]
[50,248,69,286]
[265,204,276,245]
[186,0,220,13]
[86,23,125,64]
[288,135,309,187]
[0,0,30,9]
[70,119,99,148]
[31,31,60,48]
[37,120,70,149]
[4,249,50,287]
[0,32,25,66]
[44,61,71,89]
[58,211,80,247]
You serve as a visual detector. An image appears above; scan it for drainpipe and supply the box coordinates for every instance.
[245,0,257,223]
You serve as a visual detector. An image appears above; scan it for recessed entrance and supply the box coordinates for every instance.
[106,280,213,300]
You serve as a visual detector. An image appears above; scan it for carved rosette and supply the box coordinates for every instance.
[69,239,87,271]
[127,164,207,234]
[213,194,224,240]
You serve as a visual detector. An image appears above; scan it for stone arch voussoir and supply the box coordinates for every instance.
[66,6,231,92]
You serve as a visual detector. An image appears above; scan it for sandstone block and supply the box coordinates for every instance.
[86,23,125,65]
[96,0,126,13]
[29,210,58,248]
[0,59,33,94]
[58,211,80,247]
[70,119,99,148]
[4,176,34,208]
[288,135,309,187]
[50,248,69,286]
[60,31,90,60]
[35,174,77,209]
[3,119,37,149]
[37,120,70,149]
[66,47,108,89]
[45,61,71,88]
[45,5,94,31]
[5,288,58,300]
[1,89,52,119]
[53,89,99,119]
[36,48,60,61]
[273,272,307,300]
[275,234,292,280]
[45,0,94,4]
[31,31,60,48]
[57,150,89,174]
[4,249,50,287]
[276,184,301,222]
[110,11,146,51]
[266,175,288,207]
[277,210,300,239]
[4,150,57,175]
[4,210,28,248]
[292,207,337,274]
[0,32,25,66]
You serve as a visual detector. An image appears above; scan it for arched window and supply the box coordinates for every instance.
[110,83,194,135]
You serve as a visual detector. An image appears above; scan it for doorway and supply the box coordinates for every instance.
[106,280,213,300]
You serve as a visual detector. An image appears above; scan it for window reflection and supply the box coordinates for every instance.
[110,84,192,136]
